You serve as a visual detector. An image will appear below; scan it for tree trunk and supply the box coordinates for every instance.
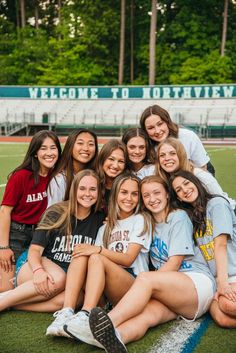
[149,0,157,85]
[20,0,26,28]
[130,0,134,83]
[34,0,39,29]
[221,0,228,56]
[118,0,125,85]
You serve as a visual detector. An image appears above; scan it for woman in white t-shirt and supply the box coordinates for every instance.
[47,129,98,207]
[156,137,235,210]
[122,127,155,179]
[71,175,216,352]
[46,172,151,343]
[140,104,214,174]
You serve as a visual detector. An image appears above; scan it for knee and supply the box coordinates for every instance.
[88,253,103,265]
[52,272,66,292]
[210,301,232,328]
[136,272,153,289]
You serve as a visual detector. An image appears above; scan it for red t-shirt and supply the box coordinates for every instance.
[1,169,49,225]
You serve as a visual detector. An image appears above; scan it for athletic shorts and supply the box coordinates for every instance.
[228,275,236,284]
[180,272,214,322]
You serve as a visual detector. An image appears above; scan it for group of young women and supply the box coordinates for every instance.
[0,104,235,352]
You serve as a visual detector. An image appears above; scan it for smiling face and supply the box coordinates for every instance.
[72,132,96,167]
[172,176,199,204]
[76,175,98,210]
[117,179,139,219]
[37,137,59,175]
[158,143,180,173]
[127,136,146,169]
[141,181,168,221]
[103,148,125,180]
[144,115,169,143]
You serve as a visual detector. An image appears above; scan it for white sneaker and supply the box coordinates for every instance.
[64,310,103,348]
[46,307,74,337]
[89,307,127,353]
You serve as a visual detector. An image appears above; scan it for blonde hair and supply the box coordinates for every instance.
[102,172,150,248]
[37,169,101,237]
[155,137,193,182]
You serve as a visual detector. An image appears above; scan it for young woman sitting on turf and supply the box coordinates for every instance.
[47,128,98,207]
[0,130,61,292]
[170,171,236,328]
[46,172,151,344]
[95,139,127,209]
[121,127,155,179]
[140,104,215,175]
[66,175,216,353]
[156,137,235,210]
[0,170,105,313]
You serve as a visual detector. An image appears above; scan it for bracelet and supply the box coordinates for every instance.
[98,246,102,254]
[0,245,10,250]
[33,266,43,274]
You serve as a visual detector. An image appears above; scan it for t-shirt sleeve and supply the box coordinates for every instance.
[208,199,234,239]
[129,215,151,252]
[31,229,49,249]
[168,212,195,257]
[95,224,106,246]
[1,172,24,207]
[188,131,209,167]
[47,174,66,207]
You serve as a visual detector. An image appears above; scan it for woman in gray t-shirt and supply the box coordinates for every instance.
[170,170,236,329]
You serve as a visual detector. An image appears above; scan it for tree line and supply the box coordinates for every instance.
[0,0,236,86]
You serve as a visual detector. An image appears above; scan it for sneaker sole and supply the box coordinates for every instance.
[89,307,127,353]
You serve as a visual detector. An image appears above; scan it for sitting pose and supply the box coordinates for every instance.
[156,137,235,210]
[69,175,216,352]
[0,130,61,292]
[140,104,215,174]
[170,170,236,328]
[0,170,104,312]
[47,128,98,206]
[46,172,151,343]
[122,127,155,179]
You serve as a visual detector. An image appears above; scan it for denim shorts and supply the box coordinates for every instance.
[9,221,34,262]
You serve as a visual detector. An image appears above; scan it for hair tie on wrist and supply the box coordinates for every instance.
[98,246,102,254]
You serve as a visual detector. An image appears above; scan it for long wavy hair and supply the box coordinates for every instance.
[140,175,174,233]
[37,169,102,236]
[169,170,213,236]
[10,130,61,186]
[156,137,193,182]
[140,105,178,147]
[51,129,98,200]
[122,127,156,170]
[102,172,150,248]
[96,139,128,189]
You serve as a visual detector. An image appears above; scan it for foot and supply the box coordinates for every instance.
[89,307,127,353]
[46,307,74,337]
[64,310,103,348]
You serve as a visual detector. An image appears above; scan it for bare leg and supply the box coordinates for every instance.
[108,271,198,328]
[0,268,15,292]
[63,256,88,310]
[210,299,236,328]
[117,299,177,344]
[0,259,66,311]
[14,291,65,312]
[82,254,134,311]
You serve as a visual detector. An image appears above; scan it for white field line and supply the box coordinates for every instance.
[148,318,202,353]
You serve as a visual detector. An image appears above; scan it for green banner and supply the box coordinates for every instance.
[0,85,236,99]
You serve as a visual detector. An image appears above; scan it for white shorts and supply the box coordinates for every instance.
[180,272,214,322]
[228,275,236,284]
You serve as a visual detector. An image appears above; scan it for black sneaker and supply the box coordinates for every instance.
[89,307,127,353]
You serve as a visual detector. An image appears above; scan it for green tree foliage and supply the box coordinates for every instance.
[0,0,236,85]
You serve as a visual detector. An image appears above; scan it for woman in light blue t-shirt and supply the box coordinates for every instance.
[170,170,236,329]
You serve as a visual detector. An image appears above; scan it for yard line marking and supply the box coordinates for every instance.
[0,184,6,188]
[149,318,202,353]
[0,154,25,158]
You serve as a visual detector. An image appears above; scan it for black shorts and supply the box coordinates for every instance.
[9,221,35,262]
